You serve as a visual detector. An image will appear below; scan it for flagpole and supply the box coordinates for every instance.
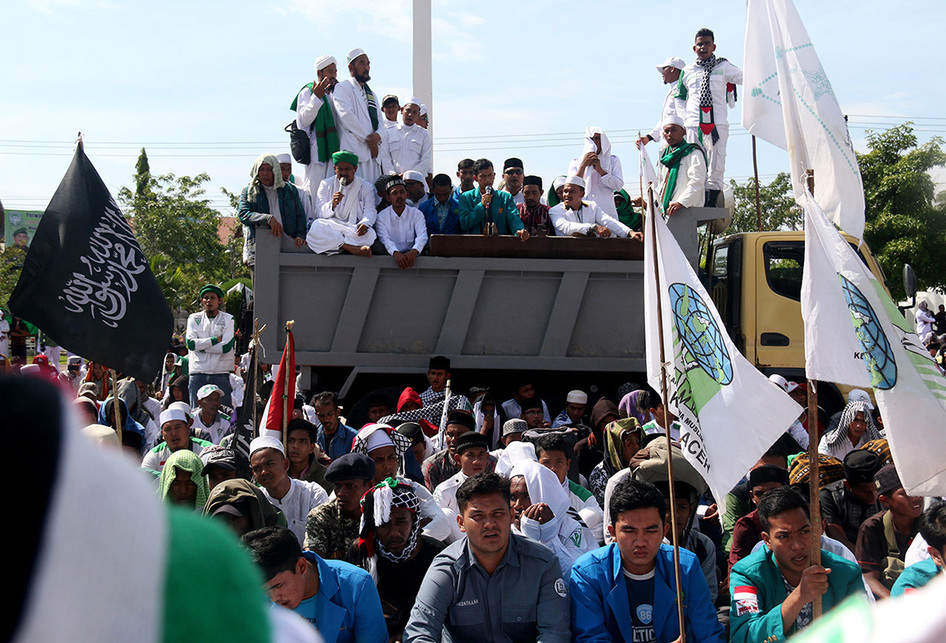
[251,319,264,438]
[752,136,762,231]
[282,320,294,446]
[638,132,645,208]
[111,368,121,444]
[647,185,687,643]
[805,167,823,619]
[438,377,452,449]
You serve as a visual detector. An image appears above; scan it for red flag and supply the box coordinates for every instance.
[265,323,295,436]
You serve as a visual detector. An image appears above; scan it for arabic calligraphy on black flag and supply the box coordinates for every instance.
[9,141,172,381]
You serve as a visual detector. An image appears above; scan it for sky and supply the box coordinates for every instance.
[2,0,945,216]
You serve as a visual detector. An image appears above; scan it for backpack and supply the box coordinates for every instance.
[285,121,310,165]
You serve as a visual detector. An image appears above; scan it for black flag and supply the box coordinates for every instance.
[9,141,173,381]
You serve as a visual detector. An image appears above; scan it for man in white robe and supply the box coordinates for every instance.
[294,54,340,196]
[381,96,432,179]
[568,127,624,219]
[381,94,400,131]
[306,150,378,256]
[549,175,636,239]
[657,115,708,216]
[637,56,687,154]
[333,48,383,185]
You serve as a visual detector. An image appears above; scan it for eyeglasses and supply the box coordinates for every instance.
[504,168,523,175]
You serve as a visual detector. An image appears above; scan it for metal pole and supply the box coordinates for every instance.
[752,136,762,231]
[647,185,687,642]
[252,319,261,438]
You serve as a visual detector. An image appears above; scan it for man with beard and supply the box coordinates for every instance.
[375,176,428,269]
[517,175,551,236]
[293,54,342,192]
[333,48,383,184]
[305,453,375,559]
[350,479,446,640]
[307,150,377,257]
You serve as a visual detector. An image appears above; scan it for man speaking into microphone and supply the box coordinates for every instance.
[457,158,530,239]
[306,149,378,256]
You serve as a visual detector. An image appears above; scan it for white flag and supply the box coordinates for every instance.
[639,142,660,199]
[644,198,802,510]
[743,0,864,240]
[801,192,946,495]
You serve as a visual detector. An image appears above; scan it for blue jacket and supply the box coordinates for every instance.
[729,546,864,643]
[418,193,462,234]
[298,551,387,643]
[457,187,524,235]
[317,422,358,461]
[569,543,724,643]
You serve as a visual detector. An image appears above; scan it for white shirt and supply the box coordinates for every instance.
[648,83,687,144]
[657,146,708,209]
[382,122,432,175]
[567,156,625,219]
[917,308,936,337]
[502,189,524,207]
[678,58,743,128]
[260,478,328,546]
[501,398,551,425]
[191,409,231,444]
[549,201,630,238]
[375,204,428,255]
[315,176,377,227]
[434,470,468,516]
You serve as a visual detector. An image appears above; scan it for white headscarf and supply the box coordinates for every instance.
[581,126,614,176]
[494,441,537,476]
[511,459,571,523]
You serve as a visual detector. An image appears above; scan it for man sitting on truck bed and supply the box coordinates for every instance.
[549,175,637,239]
[375,176,428,270]
[306,150,378,257]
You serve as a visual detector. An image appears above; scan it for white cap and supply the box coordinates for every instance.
[365,429,394,453]
[566,390,588,404]
[346,47,367,63]
[564,175,585,189]
[768,374,789,392]
[420,104,428,116]
[552,176,566,190]
[404,96,422,108]
[249,435,285,456]
[848,388,875,410]
[276,153,292,165]
[197,384,223,400]
[169,401,192,418]
[314,54,336,72]
[785,381,801,395]
[402,170,425,183]
[657,56,686,71]
[663,114,685,128]
[160,408,189,427]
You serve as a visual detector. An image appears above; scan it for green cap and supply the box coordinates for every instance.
[332,150,359,167]
[199,284,224,299]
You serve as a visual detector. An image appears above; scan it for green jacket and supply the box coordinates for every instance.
[730,546,864,643]
[457,187,524,235]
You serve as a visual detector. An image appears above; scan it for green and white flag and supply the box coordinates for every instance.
[801,192,946,496]
[643,202,801,510]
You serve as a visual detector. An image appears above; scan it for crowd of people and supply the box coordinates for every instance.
[11,274,946,642]
[236,28,740,270]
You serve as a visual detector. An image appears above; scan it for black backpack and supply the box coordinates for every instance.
[285,121,310,165]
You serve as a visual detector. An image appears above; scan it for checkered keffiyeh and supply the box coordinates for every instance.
[359,477,421,564]
[379,394,471,427]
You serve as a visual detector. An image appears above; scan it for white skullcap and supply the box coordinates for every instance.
[565,390,588,404]
[276,153,292,165]
[552,176,566,190]
[663,114,685,128]
[564,175,585,189]
[656,56,686,71]
[768,373,789,392]
[848,388,875,410]
[420,104,428,116]
[402,170,425,183]
[366,429,394,453]
[168,401,192,418]
[346,48,367,63]
[20,364,41,376]
[404,96,422,108]
[249,435,285,456]
[159,408,188,427]
[314,54,336,72]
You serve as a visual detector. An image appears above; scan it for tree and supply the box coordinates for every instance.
[118,149,231,312]
[727,172,802,233]
[858,123,946,299]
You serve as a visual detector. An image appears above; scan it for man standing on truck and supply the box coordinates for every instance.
[657,115,707,216]
[637,56,687,153]
[292,54,340,194]
[333,48,383,184]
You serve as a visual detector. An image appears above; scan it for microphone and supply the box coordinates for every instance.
[483,185,494,197]
[339,176,348,188]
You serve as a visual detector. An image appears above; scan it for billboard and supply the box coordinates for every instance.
[4,209,44,248]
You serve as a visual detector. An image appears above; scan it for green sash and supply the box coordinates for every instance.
[660,142,704,211]
[290,84,340,163]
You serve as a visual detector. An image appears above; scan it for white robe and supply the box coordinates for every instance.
[306,176,379,254]
[295,86,337,195]
[381,122,432,176]
[549,201,630,238]
[657,146,708,210]
[568,128,624,218]
[332,77,382,184]
[375,205,428,255]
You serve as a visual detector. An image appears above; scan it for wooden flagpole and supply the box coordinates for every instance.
[250,319,265,438]
[752,136,763,231]
[282,320,294,446]
[111,368,122,444]
[805,168,823,618]
[647,185,687,642]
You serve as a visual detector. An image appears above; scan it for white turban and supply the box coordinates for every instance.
[314,54,336,73]
[346,48,366,63]
[404,96,422,108]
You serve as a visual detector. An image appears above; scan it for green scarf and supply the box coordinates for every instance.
[290,83,340,163]
[660,142,704,212]
[614,188,641,231]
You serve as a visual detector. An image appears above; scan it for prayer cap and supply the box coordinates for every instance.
[454,431,489,455]
[396,421,425,446]
[663,114,685,128]
[656,56,686,71]
[862,438,892,465]
[446,410,476,431]
[748,464,789,490]
[523,175,543,190]
[199,283,224,299]
[566,390,588,404]
[384,175,405,193]
[788,452,845,489]
[552,176,567,190]
[365,428,395,453]
[404,96,422,108]
[564,175,585,189]
[201,446,239,471]
[847,388,874,410]
[520,397,544,413]
[768,373,789,392]
[843,449,882,485]
[168,401,192,418]
[159,408,189,427]
[276,153,292,165]
[314,54,336,72]
[420,104,428,116]
[382,94,399,107]
[332,150,359,167]
[503,157,523,171]
[249,435,285,457]
[196,384,223,400]
[81,424,120,447]
[874,463,903,496]
[502,418,527,437]
[346,47,367,63]
[402,170,426,183]
[326,453,376,482]
[428,355,450,370]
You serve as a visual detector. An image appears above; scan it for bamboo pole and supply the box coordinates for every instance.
[111,369,121,444]
[752,136,763,231]
[805,168,822,618]
[281,321,294,446]
[647,185,687,642]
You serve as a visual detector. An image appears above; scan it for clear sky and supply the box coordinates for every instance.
[2,0,943,216]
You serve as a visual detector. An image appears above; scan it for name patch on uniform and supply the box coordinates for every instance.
[733,585,760,615]
[554,578,568,598]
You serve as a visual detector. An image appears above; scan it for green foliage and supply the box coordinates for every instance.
[858,123,946,299]
[0,246,26,309]
[727,172,802,233]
